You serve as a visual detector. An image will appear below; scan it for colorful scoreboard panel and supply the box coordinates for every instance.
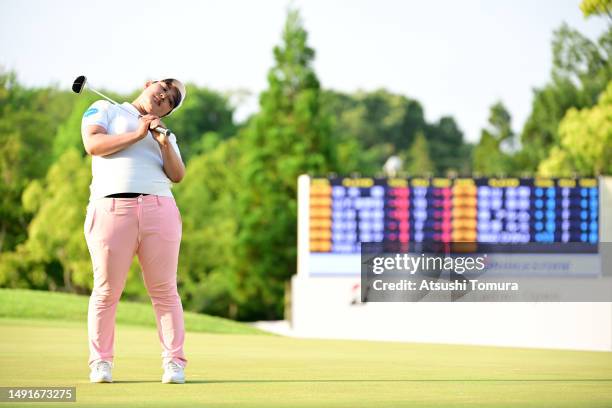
[308,177,599,254]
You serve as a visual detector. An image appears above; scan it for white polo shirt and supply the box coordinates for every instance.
[81,100,182,201]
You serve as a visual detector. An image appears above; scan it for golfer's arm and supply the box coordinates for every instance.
[83,125,142,156]
[160,142,185,183]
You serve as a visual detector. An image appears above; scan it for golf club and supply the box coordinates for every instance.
[72,75,171,136]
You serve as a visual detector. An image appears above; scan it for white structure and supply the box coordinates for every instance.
[383,156,403,177]
[291,175,612,351]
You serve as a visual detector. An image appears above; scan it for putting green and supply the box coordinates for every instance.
[1,317,612,408]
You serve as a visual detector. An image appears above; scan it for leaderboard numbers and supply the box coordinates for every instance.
[533,186,555,243]
[452,182,477,242]
[331,186,357,253]
[309,181,332,253]
[412,186,427,242]
[430,184,452,243]
[386,186,410,243]
[355,186,385,245]
[532,183,598,244]
[579,186,599,243]
[330,185,385,253]
[477,186,531,243]
[307,177,599,254]
[411,180,453,243]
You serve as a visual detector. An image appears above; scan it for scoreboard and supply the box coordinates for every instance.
[308,177,599,254]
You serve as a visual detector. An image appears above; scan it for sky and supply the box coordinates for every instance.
[0,0,608,143]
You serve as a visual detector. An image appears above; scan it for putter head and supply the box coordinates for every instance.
[72,75,87,94]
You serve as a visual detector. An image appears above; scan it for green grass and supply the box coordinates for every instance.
[1,289,612,407]
[1,318,612,408]
[0,289,264,335]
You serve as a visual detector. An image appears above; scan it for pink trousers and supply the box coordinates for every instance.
[84,195,187,368]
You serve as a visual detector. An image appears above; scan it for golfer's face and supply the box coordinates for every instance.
[143,82,178,117]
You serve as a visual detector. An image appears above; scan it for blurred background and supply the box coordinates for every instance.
[0,0,610,321]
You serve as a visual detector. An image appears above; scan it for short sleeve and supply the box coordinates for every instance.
[168,133,183,161]
[81,100,111,132]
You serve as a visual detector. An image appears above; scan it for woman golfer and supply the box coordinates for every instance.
[81,78,187,384]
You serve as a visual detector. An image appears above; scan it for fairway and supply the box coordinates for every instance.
[1,318,612,408]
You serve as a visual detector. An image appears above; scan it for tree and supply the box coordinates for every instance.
[233,8,337,319]
[0,70,74,252]
[403,131,434,175]
[473,102,515,175]
[163,86,236,162]
[173,137,243,318]
[52,93,98,159]
[13,149,92,291]
[1,147,158,298]
[426,116,468,174]
[320,90,382,174]
[581,0,612,20]
[539,80,612,176]
[321,88,470,175]
[520,24,612,170]
[321,89,427,171]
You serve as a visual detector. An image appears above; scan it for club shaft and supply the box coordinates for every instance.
[88,87,123,108]
[87,85,171,136]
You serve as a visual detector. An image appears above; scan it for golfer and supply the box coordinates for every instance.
[81,78,188,384]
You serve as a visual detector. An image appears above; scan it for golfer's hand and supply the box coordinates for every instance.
[135,114,159,139]
[152,130,169,147]
[150,118,170,147]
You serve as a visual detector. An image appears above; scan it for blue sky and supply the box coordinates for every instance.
[0,0,608,142]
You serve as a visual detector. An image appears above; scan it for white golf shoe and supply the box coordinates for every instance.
[89,360,113,383]
[162,361,185,384]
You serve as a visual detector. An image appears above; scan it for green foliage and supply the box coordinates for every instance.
[0,70,74,252]
[581,0,612,19]
[403,131,434,175]
[163,85,236,162]
[473,102,516,175]
[321,89,469,175]
[425,116,468,174]
[1,147,151,298]
[17,149,92,291]
[520,24,612,170]
[52,93,98,159]
[0,245,51,290]
[539,80,612,176]
[322,89,419,171]
[332,89,425,152]
[320,90,382,174]
[232,8,337,319]
[173,138,243,318]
